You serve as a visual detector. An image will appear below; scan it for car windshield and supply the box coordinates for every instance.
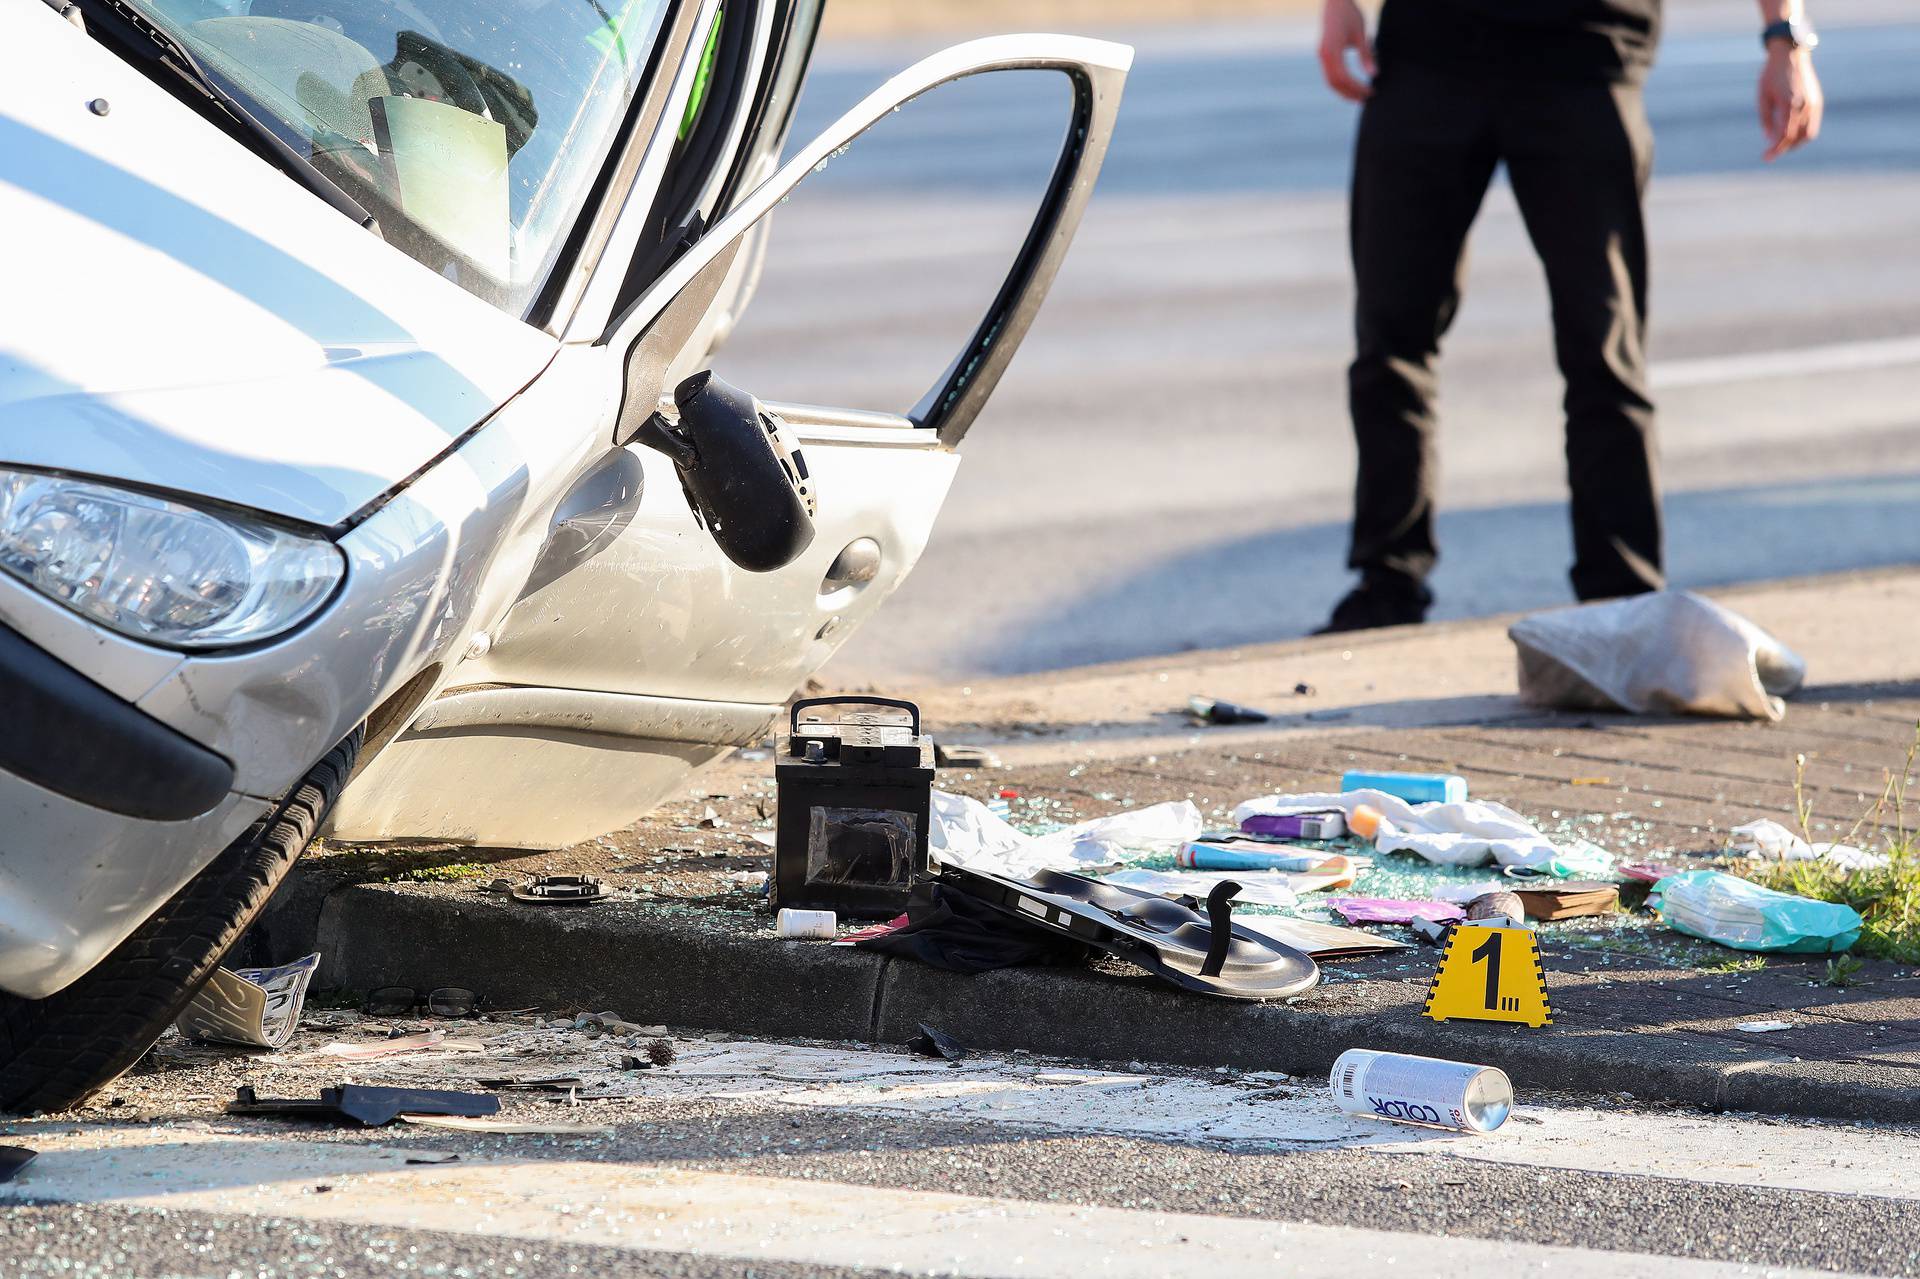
[120,0,675,316]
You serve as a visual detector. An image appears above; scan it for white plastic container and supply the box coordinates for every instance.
[775,907,838,940]
[1330,1048,1512,1133]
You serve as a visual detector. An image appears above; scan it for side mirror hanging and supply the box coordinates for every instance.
[631,371,817,573]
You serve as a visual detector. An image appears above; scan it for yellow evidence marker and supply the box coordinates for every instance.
[1423,923,1552,1027]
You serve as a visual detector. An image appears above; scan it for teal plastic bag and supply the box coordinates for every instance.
[1652,870,1862,954]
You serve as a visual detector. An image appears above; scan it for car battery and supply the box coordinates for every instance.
[774,696,933,919]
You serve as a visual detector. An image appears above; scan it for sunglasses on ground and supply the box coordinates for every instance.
[363,986,479,1018]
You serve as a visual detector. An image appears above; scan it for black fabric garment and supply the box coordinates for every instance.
[855,881,1096,974]
[1376,0,1662,83]
[1345,62,1664,603]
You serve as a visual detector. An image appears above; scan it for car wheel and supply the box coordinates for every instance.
[0,727,364,1114]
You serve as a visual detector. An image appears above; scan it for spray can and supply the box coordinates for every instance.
[1330,1049,1512,1133]
[776,908,838,940]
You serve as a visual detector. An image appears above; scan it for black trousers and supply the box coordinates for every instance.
[1346,63,1664,602]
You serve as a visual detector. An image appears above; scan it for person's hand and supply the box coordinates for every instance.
[1319,0,1376,102]
[1758,42,1823,160]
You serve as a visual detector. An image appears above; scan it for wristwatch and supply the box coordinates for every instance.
[1761,18,1818,49]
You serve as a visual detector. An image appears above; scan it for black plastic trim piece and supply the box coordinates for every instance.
[0,623,234,821]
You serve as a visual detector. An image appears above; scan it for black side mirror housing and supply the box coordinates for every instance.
[631,371,817,573]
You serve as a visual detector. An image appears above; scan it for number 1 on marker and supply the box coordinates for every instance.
[1471,929,1502,1009]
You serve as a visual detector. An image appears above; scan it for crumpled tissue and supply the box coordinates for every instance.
[1729,818,1890,873]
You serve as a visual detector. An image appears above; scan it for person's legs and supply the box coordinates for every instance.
[1501,77,1664,601]
[1332,65,1500,633]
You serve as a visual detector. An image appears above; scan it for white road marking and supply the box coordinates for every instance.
[1652,335,1920,389]
[0,1129,1863,1279]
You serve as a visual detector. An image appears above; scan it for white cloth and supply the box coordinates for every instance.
[1509,591,1805,722]
[1232,789,1611,873]
[930,789,1202,880]
[1730,818,1890,872]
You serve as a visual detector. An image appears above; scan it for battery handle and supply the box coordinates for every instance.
[789,695,921,738]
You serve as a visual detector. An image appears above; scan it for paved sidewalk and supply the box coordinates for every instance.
[265,569,1920,1121]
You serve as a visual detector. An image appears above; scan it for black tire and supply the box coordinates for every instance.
[0,727,363,1114]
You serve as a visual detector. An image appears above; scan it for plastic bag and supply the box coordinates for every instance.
[1509,592,1804,722]
[930,790,1201,880]
[1652,870,1862,954]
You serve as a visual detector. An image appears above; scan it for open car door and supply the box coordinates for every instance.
[329,33,1131,848]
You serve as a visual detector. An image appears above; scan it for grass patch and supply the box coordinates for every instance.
[385,862,490,884]
[1700,954,1768,974]
[1745,850,1920,964]
[1734,728,1920,965]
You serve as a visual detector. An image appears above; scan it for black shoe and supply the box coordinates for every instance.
[1313,580,1433,635]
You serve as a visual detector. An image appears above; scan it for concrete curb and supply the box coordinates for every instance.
[310,882,1919,1125]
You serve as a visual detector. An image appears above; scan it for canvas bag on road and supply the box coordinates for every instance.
[1509,592,1805,722]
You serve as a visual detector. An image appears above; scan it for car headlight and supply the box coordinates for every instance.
[0,469,345,648]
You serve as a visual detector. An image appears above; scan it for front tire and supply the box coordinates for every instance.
[0,728,363,1114]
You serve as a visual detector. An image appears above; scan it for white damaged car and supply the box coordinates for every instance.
[0,0,1128,1109]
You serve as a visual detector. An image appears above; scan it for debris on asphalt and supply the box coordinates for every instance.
[1178,839,1354,875]
[1408,917,1453,947]
[1235,788,1611,874]
[512,873,608,906]
[1239,810,1347,840]
[477,1076,586,1092]
[1736,1020,1796,1033]
[314,1031,485,1061]
[399,1114,613,1136]
[1327,897,1465,926]
[930,788,1200,880]
[0,1145,35,1183]
[1331,1049,1513,1134]
[1465,890,1528,924]
[227,1084,500,1127]
[832,914,908,947]
[1185,695,1271,725]
[364,986,479,1018]
[1730,818,1890,872]
[776,696,935,919]
[1652,869,1864,953]
[1620,861,1684,883]
[1103,867,1300,908]
[1237,915,1409,958]
[1509,590,1805,722]
[929,864,1319,1000]
[855,881,1098,973]
[907,1023,968,1062]
[176,951,321,1050]
[1511,882,1621,920]
[645,1038,677,1067]
[932,741,1003,770]
[1342,769,1468,805]
[776,907,838,939]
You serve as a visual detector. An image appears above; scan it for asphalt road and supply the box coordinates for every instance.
[710,4,1920,682]
[8,1030,1920,1277]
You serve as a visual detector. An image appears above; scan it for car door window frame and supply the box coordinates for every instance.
[602,34,1132,448]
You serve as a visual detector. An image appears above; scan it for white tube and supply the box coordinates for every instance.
[776,908,838,940]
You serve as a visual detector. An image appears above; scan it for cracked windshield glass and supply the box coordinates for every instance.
[121,0,673,312]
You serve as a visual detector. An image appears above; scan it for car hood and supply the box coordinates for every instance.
[0,3,558,528]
